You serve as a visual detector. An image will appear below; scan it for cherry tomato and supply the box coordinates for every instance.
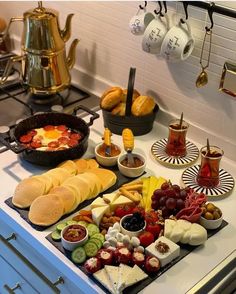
[56,125,68,131]
[145,223,162,238]
[70,133,82,140]
[19,134,32,143]
[145,256,160,273]
[30,141,42,149]
[43,125,55,131]
[68,139,78,147]
[48,141,60,148]
[114,205,134,218]
[145,211,159,224]
[138,231,155,247]
[58,137,70,145]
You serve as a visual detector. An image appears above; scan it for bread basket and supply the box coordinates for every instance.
[102,68,159,136]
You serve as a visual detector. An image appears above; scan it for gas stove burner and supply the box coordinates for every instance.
[29,88,70,105]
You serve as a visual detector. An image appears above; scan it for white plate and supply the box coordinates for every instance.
[151,138,199,167]
[182,165,235,197]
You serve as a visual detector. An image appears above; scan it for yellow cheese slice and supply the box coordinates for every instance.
[110,195,133,211]
[90,197,108,209]
[102,192,118,204]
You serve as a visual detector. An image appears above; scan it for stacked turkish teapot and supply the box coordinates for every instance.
[0,1,79,95]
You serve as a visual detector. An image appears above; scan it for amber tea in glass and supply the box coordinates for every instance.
[165,119,189,157]
[197,146,224,188]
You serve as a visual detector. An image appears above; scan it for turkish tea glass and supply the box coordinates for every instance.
[196,145,224,188]
[165,119,189,157]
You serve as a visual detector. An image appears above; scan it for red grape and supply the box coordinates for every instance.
[176,198,185,210]
[180,189,187,199]
[166,198,176,210]
[159,196,166,206]
[172,184,180,193]
[165,189,176,198]
[161,182,170,190]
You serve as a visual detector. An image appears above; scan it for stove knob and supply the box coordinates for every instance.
[51,105,64,113]
[0,125,10,138]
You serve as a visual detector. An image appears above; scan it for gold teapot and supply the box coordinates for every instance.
[1,1,79,95]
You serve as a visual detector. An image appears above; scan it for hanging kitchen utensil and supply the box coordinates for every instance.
[196,3,215,88]
[122,128,135,167]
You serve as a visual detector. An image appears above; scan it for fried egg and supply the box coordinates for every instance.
[34,128,63,146]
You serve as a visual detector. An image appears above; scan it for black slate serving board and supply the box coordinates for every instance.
[46,220,228,294]
[4,165,145,231]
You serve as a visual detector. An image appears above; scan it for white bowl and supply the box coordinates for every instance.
[120,214,146,237]
[199,215,223,230]
[95,142,121,167]
[61,224,88,251]
[118,152,146,178]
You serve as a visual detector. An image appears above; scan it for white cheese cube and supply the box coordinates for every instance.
[145,236,180,267]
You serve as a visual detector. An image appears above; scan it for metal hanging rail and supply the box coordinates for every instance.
[183,1,236,19]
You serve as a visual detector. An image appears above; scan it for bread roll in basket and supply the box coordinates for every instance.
[100,86,159,136]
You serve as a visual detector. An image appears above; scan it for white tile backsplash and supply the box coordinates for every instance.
[0,1,235,160]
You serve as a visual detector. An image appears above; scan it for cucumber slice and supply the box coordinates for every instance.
[56,223,67,232]
[89,238,102,249]
[84,241,98,257]
[90,233,105,244]
[77,221,88,228]
[71,247,86,264]
[87,224,99,237]
[66,220,77,226]
[51,230,61,241]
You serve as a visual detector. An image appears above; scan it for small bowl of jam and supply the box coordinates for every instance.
[61,224,88,251]
[95,142,121,167]
[118,152,146,178]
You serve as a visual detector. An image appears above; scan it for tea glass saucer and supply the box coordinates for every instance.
[182,165,235,197]
[151,138,199,167]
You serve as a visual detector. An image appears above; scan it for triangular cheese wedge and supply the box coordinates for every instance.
[90,197,108,209]
[102,192,118,204]
[117,264,133,292]
[92,205,109,226]
[93,268,115,294]
[104,265,119,293]
[110,195,133,211]
[123,265,148,289]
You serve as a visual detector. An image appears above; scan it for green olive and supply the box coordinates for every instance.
[204,212,214,220]
[213,211,221,220]
[206,203,216,213]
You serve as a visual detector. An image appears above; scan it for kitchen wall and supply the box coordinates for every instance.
[0,1,236,160]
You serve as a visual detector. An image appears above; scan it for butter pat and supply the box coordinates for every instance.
[145,236,180,267]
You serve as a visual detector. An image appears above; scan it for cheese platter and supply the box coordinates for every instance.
[44,176,228,294]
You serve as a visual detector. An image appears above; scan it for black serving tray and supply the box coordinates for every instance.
[5,164,145,231]
[46,220,228,294]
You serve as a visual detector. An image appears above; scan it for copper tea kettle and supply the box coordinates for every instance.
[1,1,79,95]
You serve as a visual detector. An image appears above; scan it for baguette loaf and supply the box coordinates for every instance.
[100,87,123,110]
[131,95,155,116]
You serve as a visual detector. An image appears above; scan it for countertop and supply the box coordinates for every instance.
[0,110,235,294]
